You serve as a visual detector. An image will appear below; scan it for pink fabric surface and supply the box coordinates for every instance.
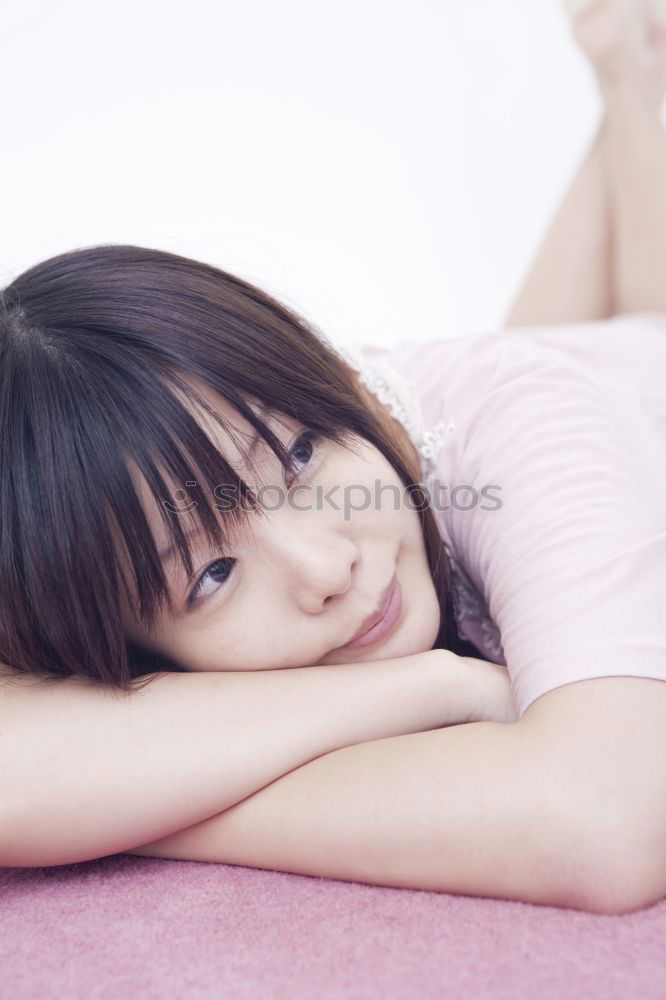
[2,855,666,998]
[360,311,666,716]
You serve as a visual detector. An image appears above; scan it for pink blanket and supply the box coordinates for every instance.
[2,856,664,998]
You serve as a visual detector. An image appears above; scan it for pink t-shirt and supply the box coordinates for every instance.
[349,311,666,717]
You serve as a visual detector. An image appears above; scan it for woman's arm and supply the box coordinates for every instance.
[0,650,514,868]
[125,676,666,915]
[123,716,597,911]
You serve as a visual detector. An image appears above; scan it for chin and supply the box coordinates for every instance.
[398,621,440,658]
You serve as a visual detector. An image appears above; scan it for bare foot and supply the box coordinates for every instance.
[564,0,666,112]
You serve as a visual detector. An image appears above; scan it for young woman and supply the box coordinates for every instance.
[1,0,666,914]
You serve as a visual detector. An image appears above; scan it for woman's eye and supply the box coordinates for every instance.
[186,431,322,610]
[187,556,235,608]
[285,430,321,488]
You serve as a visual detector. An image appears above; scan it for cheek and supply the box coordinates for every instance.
[173,596,317,673]
[338,450,411,520]
[167,615,267,672]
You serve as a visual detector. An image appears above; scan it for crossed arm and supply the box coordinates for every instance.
[4,646,664,914]
[0,650,513,868]
[124,674,666,915]
[125,717,590,909]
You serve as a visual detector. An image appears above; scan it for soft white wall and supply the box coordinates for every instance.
[1,0,601,351]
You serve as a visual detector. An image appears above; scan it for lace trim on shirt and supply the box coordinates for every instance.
[323,334,504,661]
[324,338,452,488]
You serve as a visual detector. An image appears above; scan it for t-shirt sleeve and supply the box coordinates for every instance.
[446,334,666,717]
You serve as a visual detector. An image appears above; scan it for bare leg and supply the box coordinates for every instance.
[504,117,612,328]
[605,97,666,312]
[505,0,666,327]
[595,1,666,313]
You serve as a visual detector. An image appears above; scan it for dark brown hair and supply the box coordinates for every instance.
[0,244,475,693]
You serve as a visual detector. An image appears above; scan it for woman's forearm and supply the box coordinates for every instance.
[125,718,591,911]
[0,649,494,868]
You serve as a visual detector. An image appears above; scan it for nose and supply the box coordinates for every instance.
[258,515,359,614]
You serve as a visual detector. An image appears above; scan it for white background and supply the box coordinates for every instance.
[0,0,602,351]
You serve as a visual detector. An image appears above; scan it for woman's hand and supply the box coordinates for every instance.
[458,655,519,724]
[428,650,519,726]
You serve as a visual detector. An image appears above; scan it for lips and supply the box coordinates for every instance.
[347,575,396,644]
[333,573,396,652]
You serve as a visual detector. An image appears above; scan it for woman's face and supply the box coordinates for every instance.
[120,379,441,671]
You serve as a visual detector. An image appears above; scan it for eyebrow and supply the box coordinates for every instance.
[156,403,274,571]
